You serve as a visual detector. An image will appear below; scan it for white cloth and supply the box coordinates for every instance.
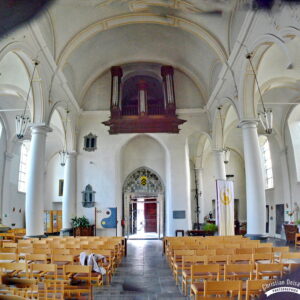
[87,253,106,275]
[79,252,88,266]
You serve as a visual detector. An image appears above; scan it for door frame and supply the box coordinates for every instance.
[124,193,164,239]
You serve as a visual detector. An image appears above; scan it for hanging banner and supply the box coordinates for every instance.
[216,180,234,236]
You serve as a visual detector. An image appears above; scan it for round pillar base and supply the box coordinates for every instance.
[24,234,47,239]
[60,228,73,236]
[245,233,268,241]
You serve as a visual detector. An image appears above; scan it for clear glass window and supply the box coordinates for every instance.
[260,136,274,189]
[18,140,30,193]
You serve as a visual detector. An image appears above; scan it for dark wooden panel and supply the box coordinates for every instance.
[144,202,157,233]
[276,204,284,234]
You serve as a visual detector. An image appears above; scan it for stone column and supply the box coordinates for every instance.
[61,152,77,235]
[214,149,226,180]
[25,124,51,237]
[240,120,266,239]
[137,80,148,115]
[161,65,176,114]
[110,66,123,116]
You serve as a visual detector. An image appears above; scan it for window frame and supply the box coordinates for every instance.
[260,136,274,190]
[18,140,30,193]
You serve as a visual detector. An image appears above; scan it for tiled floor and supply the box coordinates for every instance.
[93,239,186,300]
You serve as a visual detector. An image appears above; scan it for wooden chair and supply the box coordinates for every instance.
[25,254,48,264]
[230,254,252,264]
[0,249,17,254]
[252,253,274,264]
[236,248,253,255]
[51,254,74,269]
[257,243,273,248]
[63,264,102,286]
[0,296,26,300]
[190,265,220,298]
[2,243,17,249]
[32,248,51,255]
[0,263,28,278]
[0,254,18,263]
[3,278,38,299]
[254,247,273,254]
[17,247,33,259]
[280,252,300,263]
[181,256,207,296]
[245,279,274,300]
[224,264,254,280]
[216,248,235,255]
[203,280,242,299]
[17,240,32,248]
[223,243,241,249]
[88,249,114,284]
[195,250,216,256]
[51,248,71,255]
[206,255,229,265]
[272,246,289,254]
[43,279,92,300]
[255,263,283,279]
[171,250,195,279]
[29,263,57,281]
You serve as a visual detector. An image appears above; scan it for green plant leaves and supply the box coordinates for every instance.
[71,216,90,228]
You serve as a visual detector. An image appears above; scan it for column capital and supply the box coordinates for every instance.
[161,65,174,77]
[238,119,259,129]
[30,123,52,134]
[111,66,123,77]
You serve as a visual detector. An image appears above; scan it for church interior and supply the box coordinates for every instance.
[0,0,300,299]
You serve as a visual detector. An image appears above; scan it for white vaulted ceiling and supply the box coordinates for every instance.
[34,0,246,110]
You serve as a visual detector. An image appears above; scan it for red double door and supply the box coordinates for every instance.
[144,199,157,233]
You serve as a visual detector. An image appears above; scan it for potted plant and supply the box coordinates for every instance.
[71,216,94,236]
[203,223,218,236]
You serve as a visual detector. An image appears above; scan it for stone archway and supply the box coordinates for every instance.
[123,166,164,239]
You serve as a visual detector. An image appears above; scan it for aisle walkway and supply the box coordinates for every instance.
[94,240,186,300]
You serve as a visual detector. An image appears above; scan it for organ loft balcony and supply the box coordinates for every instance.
[103,65,186,134]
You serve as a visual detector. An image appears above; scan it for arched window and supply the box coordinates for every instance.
[18,140,30,193]
[259,136,274,189]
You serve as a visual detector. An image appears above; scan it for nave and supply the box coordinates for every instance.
[94,240,185,300]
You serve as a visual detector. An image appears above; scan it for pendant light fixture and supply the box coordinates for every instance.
[59,109,69,167]
[246,53,273,134]
[15,60,39,139]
